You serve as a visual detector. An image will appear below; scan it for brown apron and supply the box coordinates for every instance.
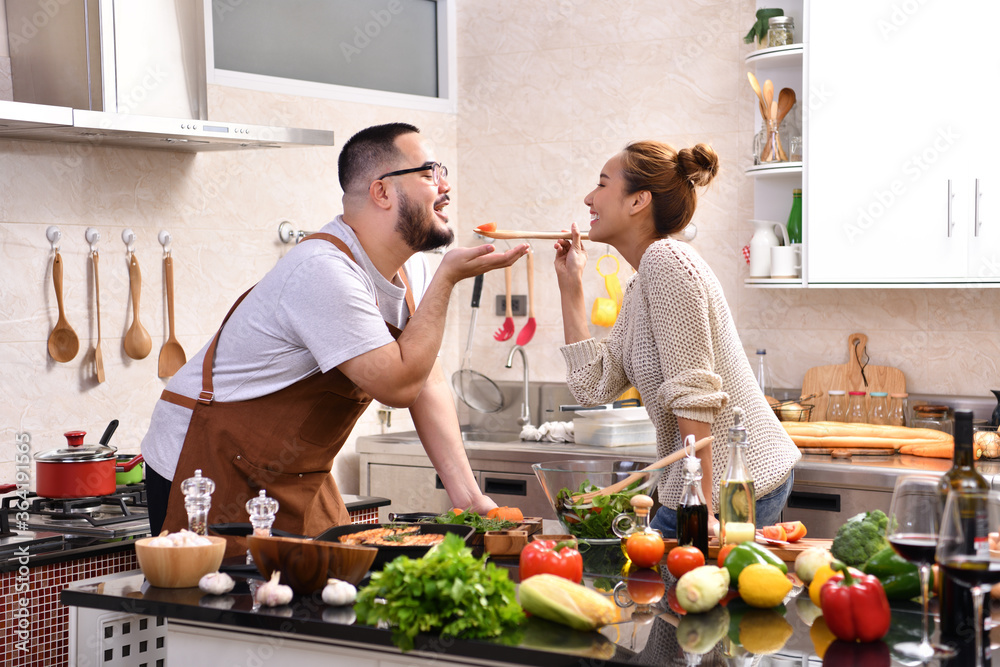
[160,233,414,557]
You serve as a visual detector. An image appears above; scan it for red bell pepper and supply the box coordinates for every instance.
[519,539,583,583]
[822,639,891,667]
[819,561,891,642]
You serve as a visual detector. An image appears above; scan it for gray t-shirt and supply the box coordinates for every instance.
[141,217,430,481]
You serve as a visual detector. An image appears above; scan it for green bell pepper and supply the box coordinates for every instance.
[861,545,931,601]
[723,541,788,583]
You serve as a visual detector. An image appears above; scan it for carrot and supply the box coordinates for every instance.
[474,222,497,233]
[486,506,524,523]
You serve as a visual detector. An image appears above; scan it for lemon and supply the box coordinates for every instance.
[738,608,793,654]
[738,563,792,608]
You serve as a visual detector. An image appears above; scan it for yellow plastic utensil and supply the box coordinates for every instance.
[591,254,623,327]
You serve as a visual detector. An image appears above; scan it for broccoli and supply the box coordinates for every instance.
[831,509,890,566]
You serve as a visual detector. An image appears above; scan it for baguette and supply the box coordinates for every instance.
[782,421,954,452]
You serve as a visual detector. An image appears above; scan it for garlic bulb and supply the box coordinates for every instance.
[255,571,293,607]
[198,571,235,595]
[321,578,357,606]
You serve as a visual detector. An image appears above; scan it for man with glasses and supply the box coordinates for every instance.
[143,123,527,555]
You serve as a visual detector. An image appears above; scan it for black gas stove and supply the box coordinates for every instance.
[0,484,151,557]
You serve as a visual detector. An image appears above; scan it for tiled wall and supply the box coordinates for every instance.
[2,0,1000,502]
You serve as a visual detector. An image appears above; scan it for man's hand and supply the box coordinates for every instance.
[437,242,529,285]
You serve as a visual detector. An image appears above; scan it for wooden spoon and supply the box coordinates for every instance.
[92,251,105,382]
[157,255,186,377]
[476,229,590,240]
[569,436,713,504]
[770,100,788,161]
[776,87,796,125]
[47,252,80,362]
[747,72,769,121]
[123,254,152,360]
[762,79,774,118]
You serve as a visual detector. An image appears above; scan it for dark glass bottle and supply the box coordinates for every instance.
[677,456,709,558]
[937,410,990,653]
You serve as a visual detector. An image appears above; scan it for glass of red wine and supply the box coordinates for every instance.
[936,488,1000,667]
[887,474,955,661]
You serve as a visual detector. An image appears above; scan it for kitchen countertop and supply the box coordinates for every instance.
[61,559,993,666]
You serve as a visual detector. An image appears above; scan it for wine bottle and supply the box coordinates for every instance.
[786,188,802,244]
[677,456,709,558]
[937,410,990,651]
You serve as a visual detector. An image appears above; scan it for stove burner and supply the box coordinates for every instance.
[35,497,103,516]
[1,484,149,528]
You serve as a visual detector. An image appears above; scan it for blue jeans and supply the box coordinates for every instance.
[650,471,795,538]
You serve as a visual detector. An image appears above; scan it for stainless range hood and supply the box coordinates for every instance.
[1,0,335,152]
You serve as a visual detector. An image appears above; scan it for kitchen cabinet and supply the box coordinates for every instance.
[748,0,1000,285]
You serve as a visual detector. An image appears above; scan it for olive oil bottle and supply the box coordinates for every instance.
[719,407,756,545]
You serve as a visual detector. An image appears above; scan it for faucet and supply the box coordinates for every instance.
[505,345,531,427]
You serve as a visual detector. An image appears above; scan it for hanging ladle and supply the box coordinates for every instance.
[47,226,80,363]
[123,244,152,360]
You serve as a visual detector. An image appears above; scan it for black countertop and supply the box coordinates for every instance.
[60,556,991,666]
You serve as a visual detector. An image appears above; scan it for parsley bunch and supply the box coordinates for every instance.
[354,533,524,651]
[430,508,517,533]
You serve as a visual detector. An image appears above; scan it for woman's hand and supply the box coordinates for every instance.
[553,222,588,291]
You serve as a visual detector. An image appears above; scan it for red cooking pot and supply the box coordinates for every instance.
[34,429,143,498]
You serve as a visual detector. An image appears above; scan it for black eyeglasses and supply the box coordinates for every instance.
[376,162,448,185]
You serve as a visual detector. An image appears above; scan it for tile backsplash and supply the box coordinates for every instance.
[1,0,999,497]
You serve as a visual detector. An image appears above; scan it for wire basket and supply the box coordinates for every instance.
[773,403,814,422]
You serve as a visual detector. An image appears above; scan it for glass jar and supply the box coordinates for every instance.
[754,120,787,164]
[870,392,890,425]
[826,390,847,421]
[888,393,909,426]
[911,405,954,435]
[846,391,867,423]
[767,16,794,47]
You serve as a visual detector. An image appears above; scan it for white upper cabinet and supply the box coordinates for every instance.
[806,0,1000,284]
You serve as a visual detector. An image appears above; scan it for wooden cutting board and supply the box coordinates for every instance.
[800,332,906,422]
[663,537,833,564]
[797,447,896,457]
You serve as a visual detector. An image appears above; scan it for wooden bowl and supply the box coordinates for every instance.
[135,536,226,588]
[247,534,376,594]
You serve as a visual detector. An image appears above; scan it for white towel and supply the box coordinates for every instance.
[520,421,575,442]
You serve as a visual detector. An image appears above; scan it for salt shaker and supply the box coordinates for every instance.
[181,469,215,535]
[246,489,279,564]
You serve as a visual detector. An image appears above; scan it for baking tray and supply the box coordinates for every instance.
[314,523,475,569]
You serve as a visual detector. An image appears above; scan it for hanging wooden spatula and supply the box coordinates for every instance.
[569,436,713,505]
[92,251,105,382]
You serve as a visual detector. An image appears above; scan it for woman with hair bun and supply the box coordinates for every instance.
[554,141,799,537]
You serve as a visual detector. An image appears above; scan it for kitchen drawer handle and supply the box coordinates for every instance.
[786,490,841,513]
[483,477,527,496]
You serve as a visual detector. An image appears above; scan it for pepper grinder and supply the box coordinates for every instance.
[245,489,279,564]
[181,469,215,535]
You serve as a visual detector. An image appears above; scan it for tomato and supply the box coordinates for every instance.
[625,568,666,605]
[666,584,686,615]
[519,539,583,583]
[762,524,787,541]
[778,521,807,542]
[626,532,665,568]
[717,543,736,567]
[487,506,524,523]
[666,545,705,578]
[474,222,497,233]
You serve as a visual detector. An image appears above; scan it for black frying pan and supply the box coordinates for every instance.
[314,523,475,569]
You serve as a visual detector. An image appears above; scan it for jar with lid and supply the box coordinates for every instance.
[767,16,794,47]
[870,392,890,425]
[888,393,909,426]
[846,391,867,423]
[911,405,953,435]
[826,390,847,421]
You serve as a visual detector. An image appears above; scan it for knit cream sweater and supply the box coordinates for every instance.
[561,238,801,511]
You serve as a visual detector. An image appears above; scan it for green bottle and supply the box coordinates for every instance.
[786,188,802,244]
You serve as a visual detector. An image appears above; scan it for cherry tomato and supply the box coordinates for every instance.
[717,543,736,567]
[778,520,807,542]
[626,532,665,568]
[519,539,583,583]
[666,545,705,578]
[474,222,497,233]
[762,524,787,541]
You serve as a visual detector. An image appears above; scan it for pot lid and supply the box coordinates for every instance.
[34,431,116,462]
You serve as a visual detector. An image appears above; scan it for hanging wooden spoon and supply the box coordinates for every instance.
[123,254,152,360]
[157,254,186,377]
[92,251,105,382]
[47,252,80,362]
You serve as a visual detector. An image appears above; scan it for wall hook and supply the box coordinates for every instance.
[158,229,172,256]
[46,225,62,253]
[122,228,136,256]
[277,220,315,244]
[85,227,100,254]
